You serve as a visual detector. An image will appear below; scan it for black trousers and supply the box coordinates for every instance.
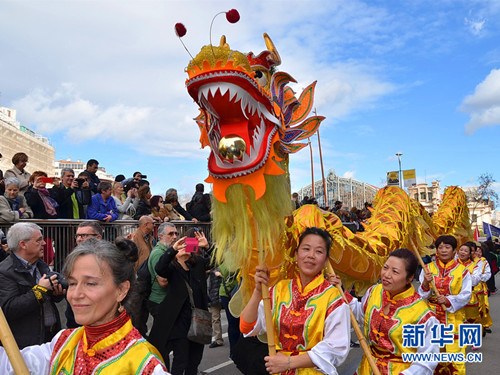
[164,337,204,375]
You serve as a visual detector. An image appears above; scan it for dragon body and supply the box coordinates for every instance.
[184,33,472,306]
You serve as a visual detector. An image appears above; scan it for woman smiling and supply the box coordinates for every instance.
[0,239,170,374]
[240,227,350,374]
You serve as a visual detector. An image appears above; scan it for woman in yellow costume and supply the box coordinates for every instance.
[0,239,169,374]
[472,242,493,334]
[339,248,440,375]
[457,242,481,325]
[240,227,351,374]
[419,235,471,375]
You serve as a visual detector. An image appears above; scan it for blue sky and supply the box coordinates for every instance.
[1,0,499,198]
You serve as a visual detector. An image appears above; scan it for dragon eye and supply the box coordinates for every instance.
[254,70,268,86]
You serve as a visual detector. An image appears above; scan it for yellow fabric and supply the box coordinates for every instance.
[282,186,472,295]
[270,274,343,375]
[49,320,163,375]
[356,284,435,375]
[426,261,467,375]
[69,187,79,218]
[462,260,480,323]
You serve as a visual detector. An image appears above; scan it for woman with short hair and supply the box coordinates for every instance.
[0,177,33,222]
[4,152,31,195]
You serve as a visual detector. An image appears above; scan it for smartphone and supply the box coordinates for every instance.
[185,237,199,253]
[40,177,54,184]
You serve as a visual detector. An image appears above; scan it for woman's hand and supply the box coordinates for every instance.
[254,265,269,295]
[422,271,433,290]
[436,295,450,307]
[264,353,290,374]
[194,230,209,248]
[173,236,187,252]
[326,273,342,287]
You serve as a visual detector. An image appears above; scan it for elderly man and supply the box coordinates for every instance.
[87,181,119,222]
[132,215,155,271]
[147,222,178,317]
[0,223,64,348]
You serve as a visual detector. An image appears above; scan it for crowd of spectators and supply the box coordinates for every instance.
[292,192,372,232]
[0,155,212,225]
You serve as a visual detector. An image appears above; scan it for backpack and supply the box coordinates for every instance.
[136,257,153,299]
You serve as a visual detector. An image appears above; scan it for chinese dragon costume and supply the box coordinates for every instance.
[181,18,472,311]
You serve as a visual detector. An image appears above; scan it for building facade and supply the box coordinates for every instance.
[408,180,497,229]
[0,106,55,175]
[54,159,115,182]
[297,170,379,209]
[407,181,441,214]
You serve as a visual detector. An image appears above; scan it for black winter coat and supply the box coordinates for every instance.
[0,253,62,348]
[148,248,209,350]
[51,184,88,219]
[25,186,58,219]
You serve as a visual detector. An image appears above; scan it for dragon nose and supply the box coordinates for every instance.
[218,135,247,161]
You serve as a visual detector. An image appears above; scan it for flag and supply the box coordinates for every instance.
[387,171,399,186]
[403,169,417,187]
[473,226,480,242]
[483,222,500,239]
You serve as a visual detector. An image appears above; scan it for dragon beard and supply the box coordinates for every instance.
[211,172,292,310]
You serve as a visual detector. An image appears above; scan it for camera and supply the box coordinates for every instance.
[75,178,85,188]
[46,271,69,290]
[1,237,7,246]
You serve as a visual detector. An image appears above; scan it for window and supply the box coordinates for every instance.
[428,192,433,201]
[420,192,426,201]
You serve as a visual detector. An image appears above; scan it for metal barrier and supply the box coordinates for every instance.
[0,220,212,271]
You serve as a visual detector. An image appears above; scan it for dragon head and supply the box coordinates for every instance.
[186,34,324,202]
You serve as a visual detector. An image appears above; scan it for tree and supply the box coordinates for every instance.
[466,173,498,225]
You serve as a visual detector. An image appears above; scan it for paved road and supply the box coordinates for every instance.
[198,274,499,375]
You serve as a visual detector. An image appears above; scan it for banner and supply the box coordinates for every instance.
[483,222,500,239]
[387,171,399,186]
[403,169,416,187]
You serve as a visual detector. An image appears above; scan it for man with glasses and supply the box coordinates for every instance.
[75,221,103,245]
[147,222,179,318]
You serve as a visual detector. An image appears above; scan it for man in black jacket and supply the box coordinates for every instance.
[0,222,65,349]
[51,168,90,219]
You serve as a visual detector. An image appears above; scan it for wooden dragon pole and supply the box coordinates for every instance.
[0,308,30,374]
[325,264,381,375]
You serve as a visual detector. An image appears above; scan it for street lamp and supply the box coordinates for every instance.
[396,153,403,189]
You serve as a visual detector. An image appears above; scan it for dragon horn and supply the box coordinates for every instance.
[263,33,281,67]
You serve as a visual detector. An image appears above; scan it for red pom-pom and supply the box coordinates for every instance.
[226,9,240,23]
[175,23,187,37]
